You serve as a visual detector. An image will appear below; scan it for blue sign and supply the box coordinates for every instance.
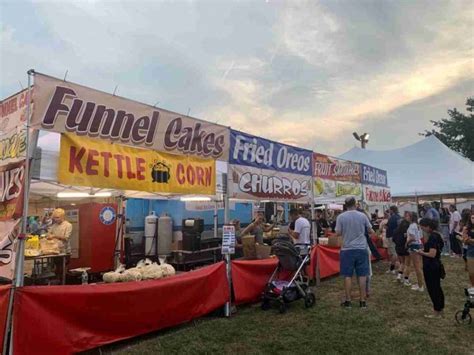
[230,130,312,176]
[99,206,116,225]
[361,164,388,187]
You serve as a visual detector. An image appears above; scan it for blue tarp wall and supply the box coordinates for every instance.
[126,198,254,231]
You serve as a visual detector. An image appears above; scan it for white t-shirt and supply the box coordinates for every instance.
[407,223,422,245]
[449,211,461,233]
[294,217,311,245]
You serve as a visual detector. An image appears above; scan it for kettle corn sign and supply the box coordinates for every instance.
[58,134,216,195]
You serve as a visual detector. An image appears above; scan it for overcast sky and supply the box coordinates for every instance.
[1,0,473,156]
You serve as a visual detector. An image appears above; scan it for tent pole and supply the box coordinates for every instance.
[213,199,218,239]
[6,69,36,355]
[310,178,316,244]
[114,196,124,269]
[224,167,232,317]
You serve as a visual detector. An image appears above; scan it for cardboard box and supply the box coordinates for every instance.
[255,244,271,259]
[328,236,342,248]
[242,235,256,259]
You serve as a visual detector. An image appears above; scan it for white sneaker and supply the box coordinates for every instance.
[404,279,411,287]
[411,285,424,292]
[396,273,402,280]
[391,270,397,275]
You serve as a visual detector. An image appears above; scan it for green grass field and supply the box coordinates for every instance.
[103,257,473,355]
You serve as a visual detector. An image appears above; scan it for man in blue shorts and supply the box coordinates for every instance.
[336,197,375,309]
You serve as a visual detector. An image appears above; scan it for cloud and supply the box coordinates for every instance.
[1,0,472,157]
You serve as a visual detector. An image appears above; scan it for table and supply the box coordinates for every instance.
[25,254,70,285]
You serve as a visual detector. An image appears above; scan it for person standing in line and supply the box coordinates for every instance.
[393,214,410,284]
[404,212,424,292]
[448,204,462,257]
[336,197,375,309]
[460,209,472,271]
[461,212,474,288]
[386,206,401,274]
[423,202,441,225]
[417,218,445,319]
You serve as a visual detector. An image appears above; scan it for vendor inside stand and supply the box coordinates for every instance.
[230,219,242,243]
[48,208,73,276]
[288,208,311,246]
[240,211,274,243]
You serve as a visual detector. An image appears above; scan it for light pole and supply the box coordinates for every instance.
[353,132,370,149]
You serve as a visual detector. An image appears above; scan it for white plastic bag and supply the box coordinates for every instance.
[160,263,176,277]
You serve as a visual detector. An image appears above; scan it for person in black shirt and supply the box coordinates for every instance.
[315,210,329,238]
[386,206,401,273]
[418,218,445,318]
[393,217,410,282]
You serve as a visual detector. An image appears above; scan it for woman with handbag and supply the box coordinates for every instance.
[417,218,445,319]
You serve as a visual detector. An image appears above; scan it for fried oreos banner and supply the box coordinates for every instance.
[363,185,391,204]
[229,130,312,202]
[58,134,216,195]
[361,164,388,187]
[230,130,312,176]
[32,73,229,160]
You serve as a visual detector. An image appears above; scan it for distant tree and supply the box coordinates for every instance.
[421,97,474,161]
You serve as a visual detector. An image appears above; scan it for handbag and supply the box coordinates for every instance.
[439,262,446,279]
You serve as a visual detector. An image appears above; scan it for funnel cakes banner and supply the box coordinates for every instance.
[32,73,229,160]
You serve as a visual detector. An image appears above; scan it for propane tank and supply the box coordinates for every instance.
[158,214,173,256]
[144,211,158,256]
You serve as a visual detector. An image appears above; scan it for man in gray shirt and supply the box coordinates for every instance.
[336,197,375,309]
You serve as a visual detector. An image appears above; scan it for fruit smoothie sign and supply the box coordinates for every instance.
[32,73,229,160]
[313,153,360,182]
[229,130,312,202]
[58,134,216,195]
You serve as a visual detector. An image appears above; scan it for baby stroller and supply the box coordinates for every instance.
[261,238,315,313]
[455,288,474,325]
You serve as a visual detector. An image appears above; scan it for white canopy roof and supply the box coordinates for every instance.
[340,136,474,198]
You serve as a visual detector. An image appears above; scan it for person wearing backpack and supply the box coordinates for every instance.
[386,206,401,274]
[393,216,410,283]
[417,218,445,319]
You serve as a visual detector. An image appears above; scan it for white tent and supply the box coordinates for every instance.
[340,136,474,198]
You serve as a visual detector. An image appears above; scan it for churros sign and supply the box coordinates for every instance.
[58,134,216,195]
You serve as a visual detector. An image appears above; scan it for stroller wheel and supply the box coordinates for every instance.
[455,310,472,325]
[304,293,316,308]
[279,302,287,314]
[261,299,271,311]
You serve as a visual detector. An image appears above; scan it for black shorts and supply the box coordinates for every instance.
[395,245,409,257]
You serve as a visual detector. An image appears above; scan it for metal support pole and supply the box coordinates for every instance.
[223,167,232,317]
[309,175,317,244]
[114,196,124,269]
[213,200,218,239]
[6,69,36,355]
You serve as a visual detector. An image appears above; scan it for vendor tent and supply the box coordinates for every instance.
[340,136,474,198]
